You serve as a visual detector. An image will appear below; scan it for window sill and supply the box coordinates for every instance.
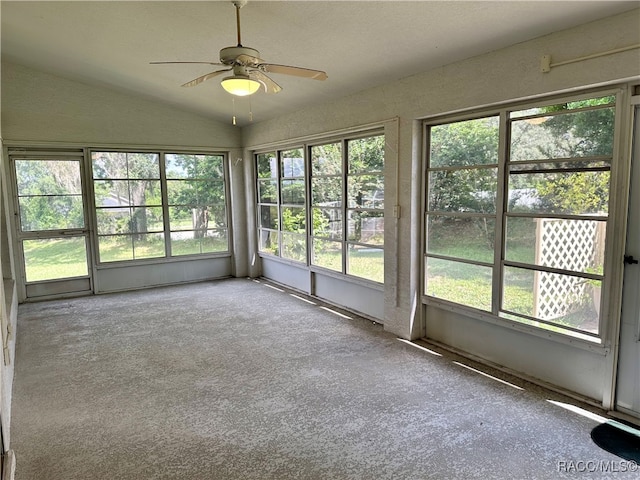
[95,252,231,269]
[423,295,609,356]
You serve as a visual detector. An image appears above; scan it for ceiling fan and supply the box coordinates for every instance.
[151,0,328,97]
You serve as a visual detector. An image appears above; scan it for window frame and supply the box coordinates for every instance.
[254,129,385,284]
[89,149,231,265]
[422,88,622,345]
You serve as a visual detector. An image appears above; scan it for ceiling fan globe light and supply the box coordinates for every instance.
[221,75,261,96]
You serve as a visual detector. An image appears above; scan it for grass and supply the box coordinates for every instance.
[23,235,229,282]
[23,232,595,334]
[23,238,88,282]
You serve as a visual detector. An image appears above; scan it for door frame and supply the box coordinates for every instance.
[612,94,640,419]
[7,148,94,301]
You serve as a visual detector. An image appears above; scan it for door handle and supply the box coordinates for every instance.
[624,255,639,265]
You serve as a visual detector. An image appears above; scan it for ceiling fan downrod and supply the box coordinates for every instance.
[232,0,247,47]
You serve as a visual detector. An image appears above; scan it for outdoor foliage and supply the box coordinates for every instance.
[16,160,84,231]
[426,95,614,335]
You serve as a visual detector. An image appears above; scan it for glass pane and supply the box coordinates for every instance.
[16,160,82,196]
[260,206,278,229]
[281,149,304,178]
[133,233,165,259]
[312,208,342,239]
[96,208,131,235]
[281,232,307,262]
[208,205,227,228]
[93,180,131,207]
[165,154,195,179]
[429,116,499,168]
[347,245,383,282]
[348,135,384,174]
[348,174,384,209]
[168,206,192,231]
[98,235,134,262]
[312,238,342,271]
[166,154,224,179]
[197,155,224,179]
[258,179,277,203]
[257,152,277,178]
[427,215,494,263]
[502,266,600,334]
[507,171,610,215]
[92,152,160,179]
[131,207,164,233]
[19,196,84,231]
[281,179,305,205]
[510,95,615,118]
[170,231,202,256]
[428,168,497,213]
[425,257,492,312]
[197,181,226,205]
[23,238,88,282]
[127,153,160,179]
[510,106,615,161]
[171,230,227,256]
[311,177,342,205]
[92,151,127,179]
[259,229,279,255]
[505,217,606,273]
[311,143,342,175]
[281,207,306,233]
[202,229,228,253]
[166,180,184,205]
[509,159,609,171]
[129,180,162,206]
[347,210,384,246]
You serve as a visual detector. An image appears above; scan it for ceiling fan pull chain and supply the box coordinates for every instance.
[232,97,237,125]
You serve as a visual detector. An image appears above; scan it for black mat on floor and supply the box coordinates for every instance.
[591,420,640,462]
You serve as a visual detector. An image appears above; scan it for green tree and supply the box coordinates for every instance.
[524,96,614,214]
[165,154,226,239]
[92,152,162,240]
[16,160,84,231]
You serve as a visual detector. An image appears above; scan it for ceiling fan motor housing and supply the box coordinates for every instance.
[220,46,260,65]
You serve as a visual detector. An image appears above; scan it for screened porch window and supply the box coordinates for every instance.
[424,93,616,340]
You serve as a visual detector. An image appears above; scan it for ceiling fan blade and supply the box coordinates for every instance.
[181,69,231,87]
[250,71,282,94]
[259,63,327,81]
[150,61,226,66]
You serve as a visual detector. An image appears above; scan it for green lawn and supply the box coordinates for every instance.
[23,238,88,282]
[23,235,229,281]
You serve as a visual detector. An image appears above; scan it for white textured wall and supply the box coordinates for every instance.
[1,62,241,148]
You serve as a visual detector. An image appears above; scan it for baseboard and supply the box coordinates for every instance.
[608,409,640,427]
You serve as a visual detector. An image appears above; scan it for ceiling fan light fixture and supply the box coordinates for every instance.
[221,75,261,96]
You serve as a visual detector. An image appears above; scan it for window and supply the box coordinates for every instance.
[256,149,307,262]
[310,133,385,283]
[256,132,385,283]
[165,154,228,256]
[346,136,385,281]
[310,142,343,271]
[425,93,616,340]
[91,150,229,263]
[92,152,164,262]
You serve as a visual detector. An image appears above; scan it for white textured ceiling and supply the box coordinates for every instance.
[2,1,637,126]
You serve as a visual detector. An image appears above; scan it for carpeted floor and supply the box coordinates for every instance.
[10,278,639,479]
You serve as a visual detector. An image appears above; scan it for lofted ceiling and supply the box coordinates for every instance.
[2,1,638,127]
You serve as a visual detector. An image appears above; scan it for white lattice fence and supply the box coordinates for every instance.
[533,218,601,320]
